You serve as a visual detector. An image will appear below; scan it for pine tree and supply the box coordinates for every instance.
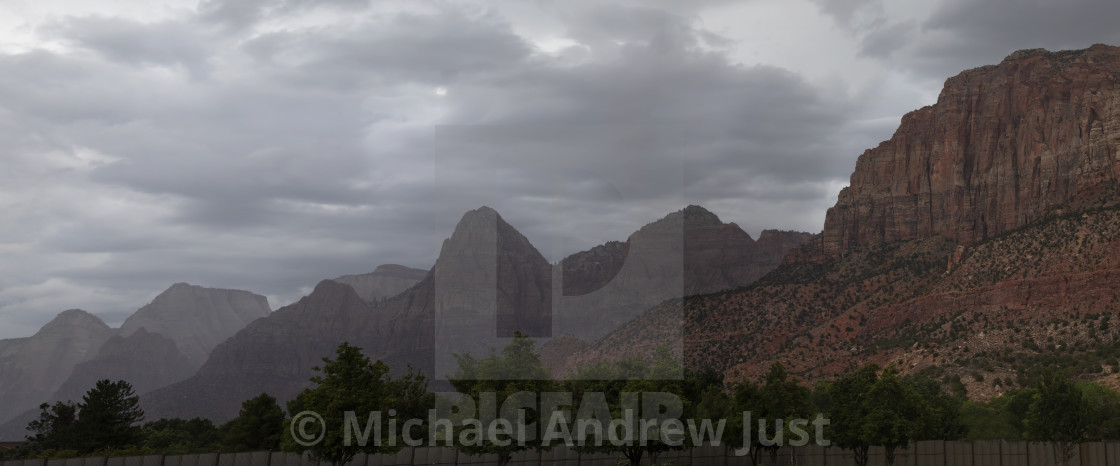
[72,379,144,453]
[221,393,286,452]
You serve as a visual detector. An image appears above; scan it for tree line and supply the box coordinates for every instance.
[9,334,1120,466]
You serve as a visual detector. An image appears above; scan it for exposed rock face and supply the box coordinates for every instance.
[0,310,114,426]
[119,283,271,366]
[823,44,1120,256]
[332,264,427,303]
[567,45,1120,394]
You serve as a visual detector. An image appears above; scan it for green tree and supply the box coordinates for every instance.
[449,332,555,466]
[141,418,221,454]
[617,348,689,466]
[282,342,433,466]
[862,368,922,466]
[1024,371,1087,465]
[903,374,966,440]
[756,363,811,465]
[1002,388,1037,437]
[959,400,1019,440]
[25,401,79,452]
[559,348,696,466]
[72,379,144,453]
[1079,382,1120,441]
[824,364,879,466]
[729,379,766,466]
[221,393,286,452]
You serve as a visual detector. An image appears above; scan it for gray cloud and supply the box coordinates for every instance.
[7,0,1104,338]
[859,0,1120,80]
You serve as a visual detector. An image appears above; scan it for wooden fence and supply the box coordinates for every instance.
[3,441,1118,466]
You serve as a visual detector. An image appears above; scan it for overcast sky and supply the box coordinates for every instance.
[2,0,1119,338]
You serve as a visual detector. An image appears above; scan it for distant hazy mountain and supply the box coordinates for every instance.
[332,264,427,303]
[141,205,807,421]
[119,283,271,366]
[52,328,196,402]
[0,283,272,440]
[142,206,552,421]
[0,310,114,426]
[555,205,811,342]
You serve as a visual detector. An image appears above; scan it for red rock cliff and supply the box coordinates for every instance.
[822,44,1120,255]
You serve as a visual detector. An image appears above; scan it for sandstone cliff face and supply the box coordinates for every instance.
[332,264,427,303]
[119,283,271,366]
[823,44,1120,256]
[0,310,114,426]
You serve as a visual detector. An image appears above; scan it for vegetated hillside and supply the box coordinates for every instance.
[563,195,1120,399]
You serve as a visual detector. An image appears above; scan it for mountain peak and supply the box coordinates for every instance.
[120,284,271,366]
[681,205,722,226]
[40,309,108,333]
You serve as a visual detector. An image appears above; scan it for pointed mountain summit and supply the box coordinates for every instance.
[433,206,552,337]
[120,283,271,366]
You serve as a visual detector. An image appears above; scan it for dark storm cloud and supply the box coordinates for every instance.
[0,0,879,337]
[860,0,1120,80]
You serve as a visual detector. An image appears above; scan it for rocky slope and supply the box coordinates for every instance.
[331,264,427,303]
[564,45,1120,396]
[119,283,271,366]
[0,310,115,426]
[554,205,811,343]
[822,44,1120,256]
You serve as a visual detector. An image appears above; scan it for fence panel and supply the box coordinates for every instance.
[13,441,1120,466]
[1002,442,1029,466]
[1080,442,1106,466]
[914,441,945,466]
[1108,442,1120,466]
[1028,442,1055,466]
[973,440,1001,466]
